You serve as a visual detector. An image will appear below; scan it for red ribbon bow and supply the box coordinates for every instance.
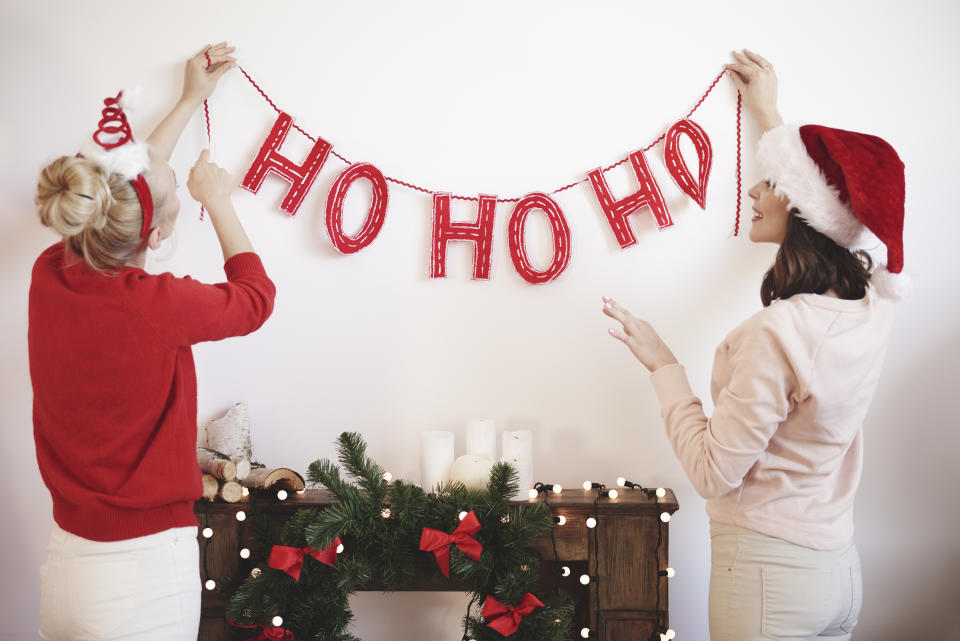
[419,510,483,577]
[228,619,294,641]
[267,536,342,581]
[481,593,545,636]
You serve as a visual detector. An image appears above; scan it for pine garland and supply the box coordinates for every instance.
[223,432,574,640]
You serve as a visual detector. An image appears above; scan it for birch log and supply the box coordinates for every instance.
[218,480,243,503]
[197,448,236,481]
[201,474,219,501]
[240,467,305,492]
[204,402,254,461]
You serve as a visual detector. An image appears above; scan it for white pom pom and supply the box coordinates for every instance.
[118,86,144,113]
[79,139,151,180]
[871,267,911,301]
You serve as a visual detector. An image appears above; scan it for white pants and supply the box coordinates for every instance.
[39,523,201,641]
[709,522,862,641]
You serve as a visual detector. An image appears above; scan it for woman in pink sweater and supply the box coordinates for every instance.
[30,44,276,640]
[603,51,905,640]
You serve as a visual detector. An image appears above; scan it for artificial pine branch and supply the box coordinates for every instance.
[487,461,519,501]
[307,458,361,504]
[226,432,575,641]
[337,432,386,489]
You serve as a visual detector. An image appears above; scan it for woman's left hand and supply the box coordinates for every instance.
[181,42,237,105]
[602,296,678,372]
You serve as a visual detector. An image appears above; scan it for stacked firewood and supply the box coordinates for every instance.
[196,402,304,503]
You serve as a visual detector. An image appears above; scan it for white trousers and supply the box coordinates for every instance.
[39,523,201,641]
[709,521,862,641]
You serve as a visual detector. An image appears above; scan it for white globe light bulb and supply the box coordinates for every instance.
[583,481,592,490]
[528,488,539,499]
[236,511,246,522]
[272,616,283,627]
[586,517,597,528]
[336,543,345,554]
[382,472,393,482]
[276,490,288,501]
[459,511,468,521]
[580,574,590,585]
[666,567,675,578]
[561,566,571,577]
[240,548,251,559]
[202,527,213,538]
[656,487,666,498]
[381,508,391,518]
[552,484,562,494]
[580,628,591,639]
[665,629,676,640]
[556,515,567,526]
[608,489,619,499]
[660,512,671,523]
[242,486,250,497]
[205,579,216,590]
[616,477,626,487]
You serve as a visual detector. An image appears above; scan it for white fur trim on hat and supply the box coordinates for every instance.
[871,266,911,301]
[756,124,864,248]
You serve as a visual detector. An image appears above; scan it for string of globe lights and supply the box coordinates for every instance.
[529,478,676,641]
[199,484,305,640]
[200,474,674,640]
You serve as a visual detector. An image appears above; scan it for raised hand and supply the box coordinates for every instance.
[725,49,783,132]
[602,296,678,373]
[187,149,233,208]
[181,42,237,106]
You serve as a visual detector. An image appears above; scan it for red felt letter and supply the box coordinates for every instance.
[663,119,712,209]
[587,151,672,249]
[430,193,497,280]
[325,162,389,254]
[508,193,571,285]
[241,112,332,216]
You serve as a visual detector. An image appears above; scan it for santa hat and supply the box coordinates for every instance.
[756,123,908,300]
[78,89,154,239]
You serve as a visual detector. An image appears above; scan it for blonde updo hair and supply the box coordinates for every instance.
[35,156,167,272]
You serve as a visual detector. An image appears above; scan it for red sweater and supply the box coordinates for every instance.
[29,242,275,541]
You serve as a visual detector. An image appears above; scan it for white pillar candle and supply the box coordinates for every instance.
[420,431,455,491]
[465,418,497,460]
[501,430,533,500]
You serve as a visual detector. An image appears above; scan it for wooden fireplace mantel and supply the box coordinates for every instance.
[196,488,678,641]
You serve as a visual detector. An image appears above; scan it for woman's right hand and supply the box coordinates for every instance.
[725,49,783,132]
[181,42,237,106]
[187,149,233,208]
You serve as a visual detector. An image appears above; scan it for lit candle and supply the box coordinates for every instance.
[501,430,533,500]
[465,418,497,460]
[420,431,454,491]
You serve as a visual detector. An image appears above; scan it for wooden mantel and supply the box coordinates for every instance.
[196,488,679,641]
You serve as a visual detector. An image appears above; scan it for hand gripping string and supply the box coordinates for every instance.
[198,51,214,221]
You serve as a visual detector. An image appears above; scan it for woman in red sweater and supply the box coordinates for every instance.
[29,44,276,640]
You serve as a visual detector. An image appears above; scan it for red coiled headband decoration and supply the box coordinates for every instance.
[83,91,154,239]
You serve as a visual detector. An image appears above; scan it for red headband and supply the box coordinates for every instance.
[85,92,155,239]
[129,175,154,238]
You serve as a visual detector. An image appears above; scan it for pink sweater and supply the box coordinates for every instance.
[651,291,895,550]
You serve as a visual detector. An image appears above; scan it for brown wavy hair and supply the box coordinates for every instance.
[761,209,874,307]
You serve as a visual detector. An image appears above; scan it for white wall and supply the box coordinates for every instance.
[2,1,958,639]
